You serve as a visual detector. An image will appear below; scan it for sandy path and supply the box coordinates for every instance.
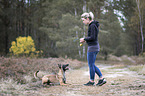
[34,64,145,96]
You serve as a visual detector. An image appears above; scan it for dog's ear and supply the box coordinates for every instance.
[63,64,69,67]
[58,64,61,68]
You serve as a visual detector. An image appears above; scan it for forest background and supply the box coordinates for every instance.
[0,0,145,60]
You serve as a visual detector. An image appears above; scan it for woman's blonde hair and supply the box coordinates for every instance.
[81,12,94,20]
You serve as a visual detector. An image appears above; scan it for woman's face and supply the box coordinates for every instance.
[81,18,89,25]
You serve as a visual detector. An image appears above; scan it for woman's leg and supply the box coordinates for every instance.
[92,52,106,86]
[87,52,95,81]
[87,51,103,81]
[85,51,106,86]
[94,51,103,78]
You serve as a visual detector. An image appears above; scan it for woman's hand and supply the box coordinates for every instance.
[80,38,85,43]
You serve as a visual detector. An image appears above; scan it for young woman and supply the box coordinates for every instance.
[80,12,106,86]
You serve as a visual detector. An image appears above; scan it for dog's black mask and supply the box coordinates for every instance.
[58,64,69,72]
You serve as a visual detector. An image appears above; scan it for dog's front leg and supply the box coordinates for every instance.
[59,78,68,85]
[60,82,69,85]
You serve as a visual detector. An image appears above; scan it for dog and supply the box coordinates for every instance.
[34,64,69,86]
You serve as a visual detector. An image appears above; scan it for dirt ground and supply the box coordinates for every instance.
[23,64,145,96]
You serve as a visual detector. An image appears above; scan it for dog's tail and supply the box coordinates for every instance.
[34,71,42,79]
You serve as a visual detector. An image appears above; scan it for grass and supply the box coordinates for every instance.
[0,56,144,96]
[129,65,145,75]
[107,55,145,65]
[0,78,30,95]
[0,57,84,95]
[108,65,126,69]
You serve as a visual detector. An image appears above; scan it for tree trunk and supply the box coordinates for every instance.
[3,0,10,55]
[136,0,144,54]
[75,8,82,58]
[5,27,9,54]
[82,0,86,58]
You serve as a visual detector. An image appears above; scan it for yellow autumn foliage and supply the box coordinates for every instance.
[9,36,43,57]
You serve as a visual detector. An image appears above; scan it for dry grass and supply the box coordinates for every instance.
[129,65,145,75]
[0,78,30,95]
[0,57,85,95]
[0,57,84,83]
[0,56,145,96]
[108,55,145,65]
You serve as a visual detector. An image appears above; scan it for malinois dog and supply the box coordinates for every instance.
[34,64,69,86]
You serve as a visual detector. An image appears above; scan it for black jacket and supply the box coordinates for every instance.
[84,20,99,46]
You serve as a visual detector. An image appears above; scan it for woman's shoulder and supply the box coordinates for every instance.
[89,20,99,27]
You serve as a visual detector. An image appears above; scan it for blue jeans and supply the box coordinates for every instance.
[87,51,102,81]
